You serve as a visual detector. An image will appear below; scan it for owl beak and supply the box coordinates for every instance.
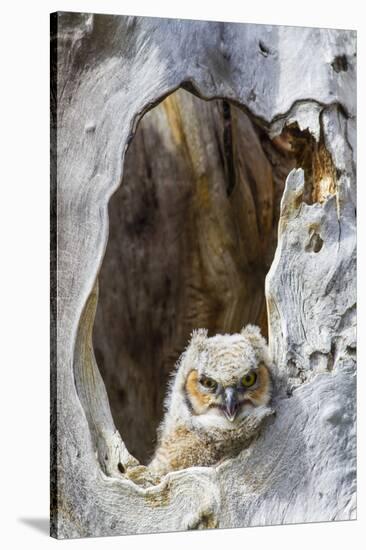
[224,387,239,422]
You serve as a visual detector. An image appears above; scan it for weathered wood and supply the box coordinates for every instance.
[51,12,356,538]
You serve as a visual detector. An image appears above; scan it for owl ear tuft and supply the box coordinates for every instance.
[241,324,262,340]
[189,328,208,352]
[241,324,269,361]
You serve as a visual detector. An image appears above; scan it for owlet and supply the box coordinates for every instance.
[149,325,273,476]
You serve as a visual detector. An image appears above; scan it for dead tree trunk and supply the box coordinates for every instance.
[51,12,356,538]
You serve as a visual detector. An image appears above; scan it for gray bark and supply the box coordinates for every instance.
[51,12,356,538]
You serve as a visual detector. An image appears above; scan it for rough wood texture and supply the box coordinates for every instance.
[51,12,356,539]
[93,89,295,463]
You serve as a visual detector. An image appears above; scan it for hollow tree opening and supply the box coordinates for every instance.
[91,87,329,465]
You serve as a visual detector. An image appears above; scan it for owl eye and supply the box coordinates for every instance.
[199,376,217,391]
[241,372,257,388]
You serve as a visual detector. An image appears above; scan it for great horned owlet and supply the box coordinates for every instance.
[149,325,273,476]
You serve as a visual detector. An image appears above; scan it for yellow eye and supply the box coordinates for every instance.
[241,372,257,387]
[199,376,217,391]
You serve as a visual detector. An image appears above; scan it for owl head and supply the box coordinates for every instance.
[165,325,273,433]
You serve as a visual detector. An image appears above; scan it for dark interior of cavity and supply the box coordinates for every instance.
[91,88,323,464]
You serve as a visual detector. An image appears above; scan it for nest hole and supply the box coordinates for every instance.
[92,87,330,463]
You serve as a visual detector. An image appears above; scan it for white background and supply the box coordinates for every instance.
[0,0,364,548]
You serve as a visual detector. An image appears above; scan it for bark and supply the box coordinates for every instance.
[51,12,356,538]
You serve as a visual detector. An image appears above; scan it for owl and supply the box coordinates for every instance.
[148,325,273,476]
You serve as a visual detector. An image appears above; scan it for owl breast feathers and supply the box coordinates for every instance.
[148,325,274,476]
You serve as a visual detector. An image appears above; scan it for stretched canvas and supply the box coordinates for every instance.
[50,11,356,539]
